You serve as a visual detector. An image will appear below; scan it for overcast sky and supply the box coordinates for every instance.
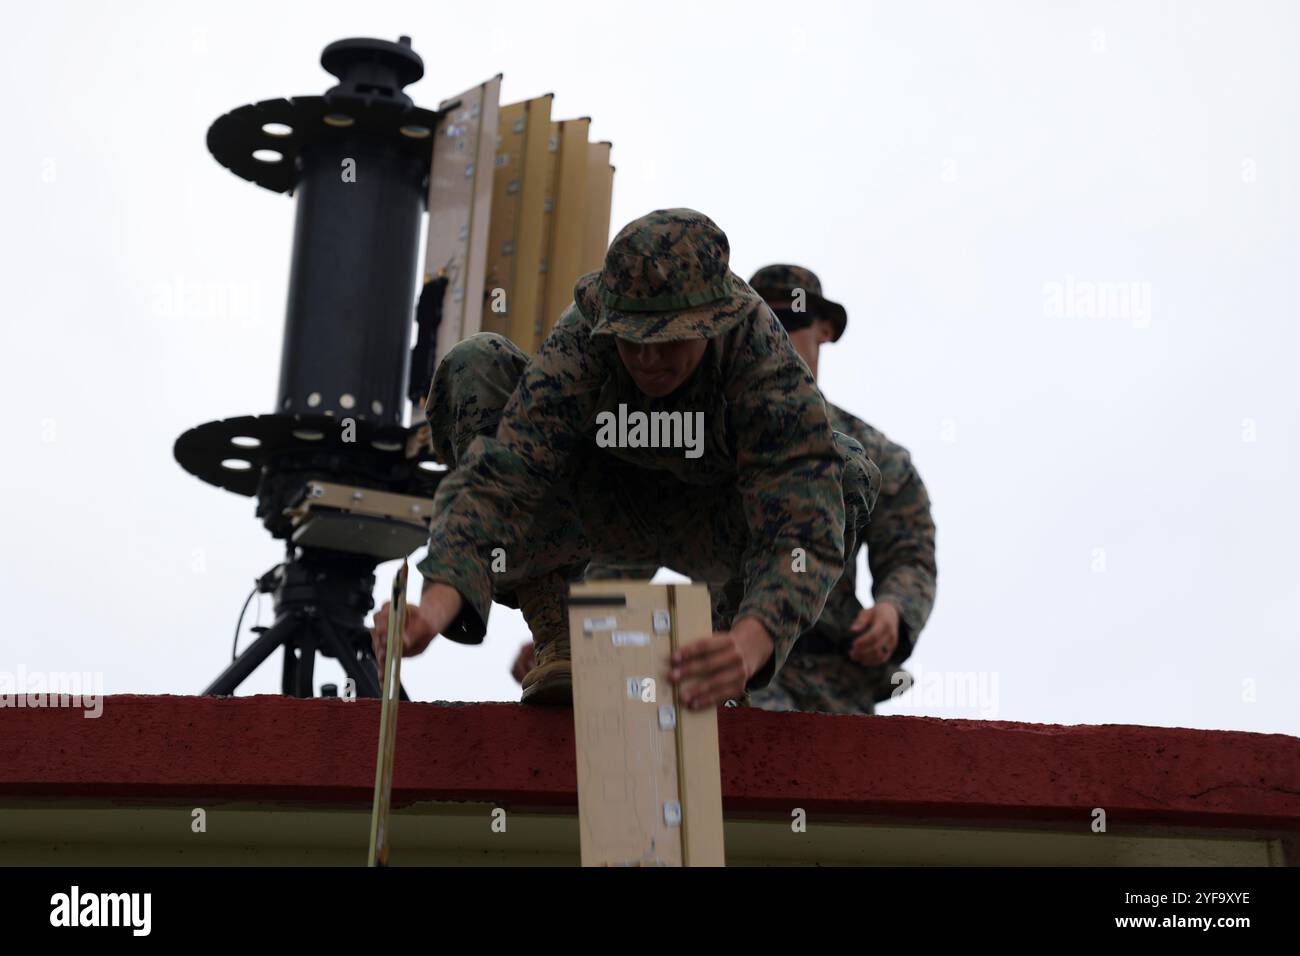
[3,0,1296,736]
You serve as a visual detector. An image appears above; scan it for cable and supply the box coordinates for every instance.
[231,584,258,662]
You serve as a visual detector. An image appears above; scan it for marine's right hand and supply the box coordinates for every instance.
[370,583,464,672]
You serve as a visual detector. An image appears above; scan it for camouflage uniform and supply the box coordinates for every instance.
[416,210,881,692]
[744,265,938,715]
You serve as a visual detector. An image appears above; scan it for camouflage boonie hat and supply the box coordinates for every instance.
[576,208,763,343]
[749,264,848,342]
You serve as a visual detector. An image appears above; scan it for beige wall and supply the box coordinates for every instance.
[0,800,1283,866]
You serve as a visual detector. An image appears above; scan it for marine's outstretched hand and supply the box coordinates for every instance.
[370,582,464,672]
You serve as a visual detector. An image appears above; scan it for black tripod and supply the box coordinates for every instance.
[205,549,409,700]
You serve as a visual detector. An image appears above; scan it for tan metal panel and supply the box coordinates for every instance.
[482,95,553,352]
[568,581,725,867]
[583,141,615,280]
[539,118,591,343]
[530,122,561,350]
[425,74,502,366]
[286,481,434,524]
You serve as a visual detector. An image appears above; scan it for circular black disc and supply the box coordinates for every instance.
[174,412,440,497]
[206,95,441,194]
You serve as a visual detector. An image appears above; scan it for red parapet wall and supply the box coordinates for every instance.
[1,695,1298,854]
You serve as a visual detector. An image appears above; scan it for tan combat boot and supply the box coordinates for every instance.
[517,572,572,705]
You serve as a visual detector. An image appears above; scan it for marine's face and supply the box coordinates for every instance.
[615,337,709,397]
[783,317,836,378]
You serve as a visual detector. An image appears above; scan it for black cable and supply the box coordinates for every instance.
[231,584,258,661]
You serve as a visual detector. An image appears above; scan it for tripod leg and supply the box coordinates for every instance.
[281,633,297,694]
[287,625,318,698]
[204,617,297,696]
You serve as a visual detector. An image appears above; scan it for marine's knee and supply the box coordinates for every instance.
[437,333,528,386]
[427,333,529,463]
[430,333,529,411]
[446,331,523,360]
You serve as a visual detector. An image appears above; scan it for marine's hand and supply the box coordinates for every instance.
[669,617,774,710]
[511,641,536,684]
[849,602,900,666]
[370,582,464,672]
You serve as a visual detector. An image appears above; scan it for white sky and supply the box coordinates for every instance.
[2,0,1296,735]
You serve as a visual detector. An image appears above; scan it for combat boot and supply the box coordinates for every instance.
[517,572,572,705]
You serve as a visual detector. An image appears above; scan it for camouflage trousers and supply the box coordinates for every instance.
[427,333,871,630]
